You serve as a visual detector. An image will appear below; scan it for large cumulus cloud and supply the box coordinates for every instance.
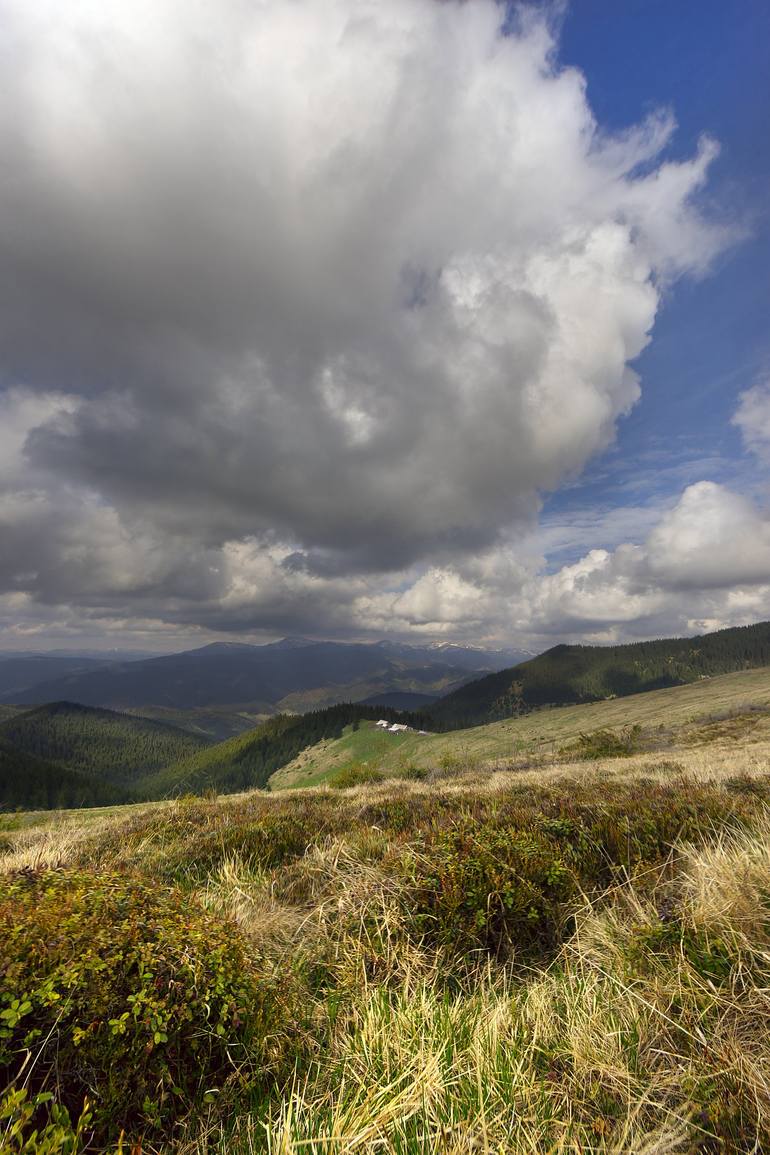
[0,0,734,645]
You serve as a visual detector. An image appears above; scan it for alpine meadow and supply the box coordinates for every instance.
[1,2,769,1153]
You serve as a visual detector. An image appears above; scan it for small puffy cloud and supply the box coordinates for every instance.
[733,381,770,463]
[641,482,770,589]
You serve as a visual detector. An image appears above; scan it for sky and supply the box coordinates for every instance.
[0,0,768,653]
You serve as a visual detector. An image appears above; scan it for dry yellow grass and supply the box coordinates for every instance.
[171,815,770,1154]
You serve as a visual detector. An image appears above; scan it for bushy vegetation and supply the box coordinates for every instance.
[558,723,643,760]
[327,762,384,789]
[429,619,770,728]
[0,868,292,1145]
[244,817,770,1153]
[405,778,754,958]
[2,767,758,1152]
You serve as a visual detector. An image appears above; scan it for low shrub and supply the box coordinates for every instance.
[560,724,643,760]
[435,749,483,776]
[328,764,383,790]
[408,823,577,957]
[403,780,756,960]
[0,868,293,1145]
[80,795,345,881]
[0,1086,93,1154]
[394,763,428,781]
[724,773,770,800]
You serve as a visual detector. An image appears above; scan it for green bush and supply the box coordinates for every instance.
[86,796,339,881]
[394,764,428,781]
[559,724,643,760]
[402,781,755,960]
[0,1087,93,1154]
[408,823,577,957]
[0,869,291,1144]
[328,763,383,790]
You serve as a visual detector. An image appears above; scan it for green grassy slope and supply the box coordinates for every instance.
[137,703,423,798]
[271,665,770,788]
[271,720,419,790]
[0,738,133,810]
[429,620,770,728]
[0,701,212,782]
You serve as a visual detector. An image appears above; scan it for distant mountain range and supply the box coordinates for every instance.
[0,655,116,701]
[0,649,162,661]
[0,638,529,715]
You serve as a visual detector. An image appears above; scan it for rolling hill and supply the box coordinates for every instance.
[0,638,524,714]
[427,621,770,729]
[0,702,213,782]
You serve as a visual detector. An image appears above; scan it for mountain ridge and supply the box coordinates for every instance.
[427,621,770,729]
[0,638,526,713]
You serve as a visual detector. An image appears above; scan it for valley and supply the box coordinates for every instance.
[3,622,770,812]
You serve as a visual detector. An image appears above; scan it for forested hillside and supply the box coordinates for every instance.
[0,702,212,781]
[429,621,770,729]
[0,700,421,809]
[0,739,132,810]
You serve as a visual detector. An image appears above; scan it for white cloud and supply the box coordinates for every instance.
[521,482,770,640]
[733,381,770,463]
